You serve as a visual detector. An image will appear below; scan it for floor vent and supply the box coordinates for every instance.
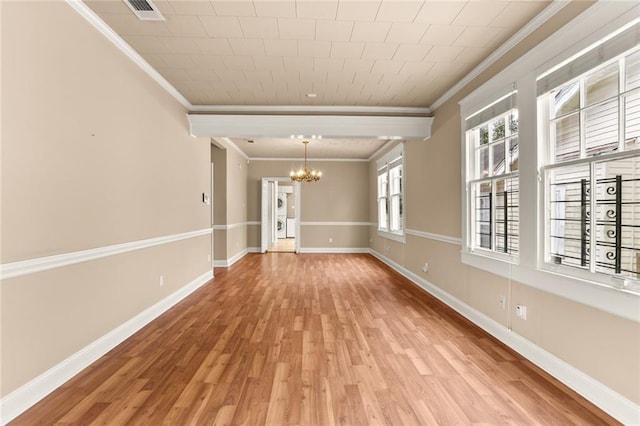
[123,0,165,21]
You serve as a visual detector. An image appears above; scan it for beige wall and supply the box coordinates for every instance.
[248,160,369,249]
[368,1,639,405]
[1,2,211,397]
[2,235,210,396]
[211,144,227,227]
[301,225,369,249]
[210,143,248,261]
[225,147,248,258]
[1,3,210,264]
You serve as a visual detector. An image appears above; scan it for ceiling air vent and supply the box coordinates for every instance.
[123,0,165,21]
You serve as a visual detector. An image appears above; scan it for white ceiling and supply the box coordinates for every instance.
[229,137,388,159]
[84,0,553,158]
[86,0,550,107]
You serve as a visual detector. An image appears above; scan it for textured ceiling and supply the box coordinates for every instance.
[229,137,388,158]
[86,0,551,108]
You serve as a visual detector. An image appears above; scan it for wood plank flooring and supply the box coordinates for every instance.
[12,253,618,425]
[268,238,295,253]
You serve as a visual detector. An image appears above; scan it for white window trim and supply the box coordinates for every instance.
[377,143,406,243]
[465,99,520,259]
[459,3,640,323]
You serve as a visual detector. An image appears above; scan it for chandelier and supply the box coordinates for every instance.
[290,140,322,182]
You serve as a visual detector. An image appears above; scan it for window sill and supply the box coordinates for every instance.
[461,250,640,323]
[378,229,406,244]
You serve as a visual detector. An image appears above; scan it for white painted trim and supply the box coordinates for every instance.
[368,139,398,162]
[227,249,248,266]
[429,1,569,112]
[211,137,250,160]
[213,249,249,267]
[249,157,370,162]
[299,247,370,254]
[213,222,259,230]
[65,0,191,110]
[405,229,462,246]
[189,114,434,140]
[0,228,212,281]
[0,269,213,425]
[247,221,261,226]
[369,249,640,425]
[248,247,261,253]
[300,221,373,226]
[189,105,431,115]
[377,229,406,244]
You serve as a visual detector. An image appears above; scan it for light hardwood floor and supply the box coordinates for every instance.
[268,238,295,253]
[12,253,617,425]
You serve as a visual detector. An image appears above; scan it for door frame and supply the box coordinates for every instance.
[261,177,301,253]
[210,162,215,272]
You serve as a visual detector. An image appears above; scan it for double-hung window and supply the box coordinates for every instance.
[377,144,404,241]
[465,92,519,258]
[538,22,640,286]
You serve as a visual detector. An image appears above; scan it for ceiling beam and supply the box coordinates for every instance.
[188,114,434,140]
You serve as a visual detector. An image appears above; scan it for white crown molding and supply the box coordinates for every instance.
[66,0,191,110]
[0,228,212,281]
[189,105,431,115]
[428,1,569,112]
[249,157,370,162]
[368,139,399,162]
[299,247,370,254]
[0,269,212,424]
[405,229,462,246]
[369,249,640,425]
[300,221,374,226]
[211,137,250,160]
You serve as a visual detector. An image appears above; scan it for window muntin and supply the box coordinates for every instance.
[467,103,519,257]
[541,47,640,281]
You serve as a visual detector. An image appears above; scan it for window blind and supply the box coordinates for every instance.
[465,91,517,131]
[537,21,640,96]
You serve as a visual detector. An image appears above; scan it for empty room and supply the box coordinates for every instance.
[1,0,639,424]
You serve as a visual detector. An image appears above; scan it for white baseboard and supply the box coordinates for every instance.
[248,247,261,253]
[213,248,249,267]
[368,249,639,425]
[299,247,370,254]
[0,269,213,425]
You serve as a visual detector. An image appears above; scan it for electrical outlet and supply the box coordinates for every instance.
[422,262,429,273]
[159,275,164,287]
[499,295,506,310]
[515,304,527,319]
[329,237,333,243]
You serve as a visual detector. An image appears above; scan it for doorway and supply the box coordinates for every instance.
[261,177,300,253]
